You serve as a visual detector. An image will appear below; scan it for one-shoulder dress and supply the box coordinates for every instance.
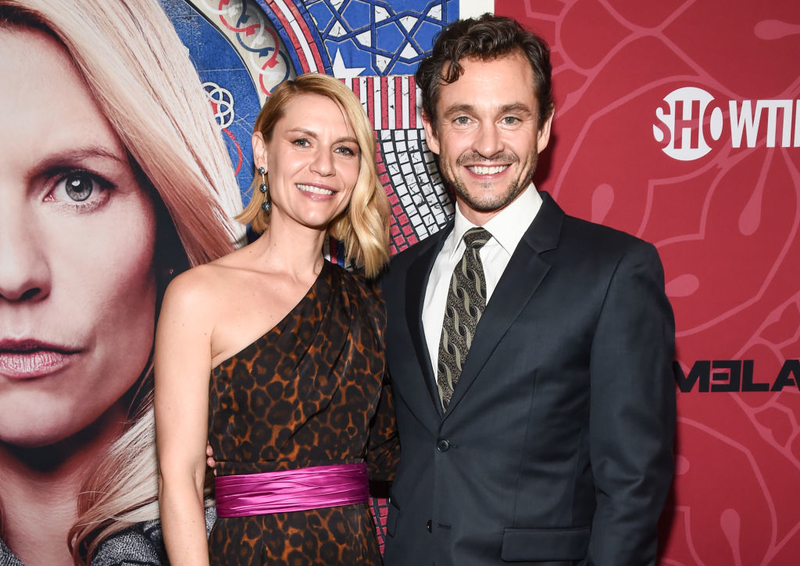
[207,261,398,565]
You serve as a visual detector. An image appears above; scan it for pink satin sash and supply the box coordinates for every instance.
[214,463,368,518]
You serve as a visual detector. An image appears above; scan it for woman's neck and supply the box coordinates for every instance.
[0,403,127,565]
[251,214,330,278]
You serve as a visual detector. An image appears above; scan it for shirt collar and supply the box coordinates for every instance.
[445,184,543,258]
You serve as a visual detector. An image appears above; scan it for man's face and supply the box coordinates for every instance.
[423,51,553,225]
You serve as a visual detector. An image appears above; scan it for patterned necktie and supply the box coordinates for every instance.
[436,227,492,409]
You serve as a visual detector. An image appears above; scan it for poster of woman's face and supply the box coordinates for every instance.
[0,28,159,446]
[0,0,265,563]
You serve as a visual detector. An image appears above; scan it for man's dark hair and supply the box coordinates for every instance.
[415,13,554,130]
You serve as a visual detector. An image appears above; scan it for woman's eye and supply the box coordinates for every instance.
[46,170,113,210]
[293,138,310,147]
[63,173,95,202]
[336,146,356,156]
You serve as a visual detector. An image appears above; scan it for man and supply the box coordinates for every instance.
[380,14,675,566]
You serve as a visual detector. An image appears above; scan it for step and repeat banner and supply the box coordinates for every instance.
[494,2,800,565]
[0,0,797,564]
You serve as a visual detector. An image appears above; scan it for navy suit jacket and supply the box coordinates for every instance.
[381,192,676,566]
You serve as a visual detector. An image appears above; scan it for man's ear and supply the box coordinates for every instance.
[536,111,554,154]
[421,111,441,155]
[252,131,268,171]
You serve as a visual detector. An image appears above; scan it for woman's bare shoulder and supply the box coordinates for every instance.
[163,247,269,321]
[165,264,221,302]
[170,245,259,293]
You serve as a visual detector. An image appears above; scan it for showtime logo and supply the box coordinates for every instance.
[653,87,800,161]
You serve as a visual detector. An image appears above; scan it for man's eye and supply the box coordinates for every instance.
[293,138,310,147]
[454,116,470,125]
[502,116,520,125]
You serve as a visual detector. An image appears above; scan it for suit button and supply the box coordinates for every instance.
[436,439,450,452]
[426,520,432,533]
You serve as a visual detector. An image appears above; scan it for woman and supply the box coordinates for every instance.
[0,1,241,564]
[155,73,398,565]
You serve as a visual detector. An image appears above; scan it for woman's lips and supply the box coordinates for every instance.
[0,340,79,379]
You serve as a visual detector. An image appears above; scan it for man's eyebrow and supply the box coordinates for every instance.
[441,104,476,118]
[499,103,534,115]
[441,103,535,118]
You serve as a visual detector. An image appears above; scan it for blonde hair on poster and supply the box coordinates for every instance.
[0,0,241,562]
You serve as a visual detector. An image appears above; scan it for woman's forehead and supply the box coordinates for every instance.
[276,93,356,136]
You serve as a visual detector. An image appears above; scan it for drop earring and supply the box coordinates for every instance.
[258,166,270,212]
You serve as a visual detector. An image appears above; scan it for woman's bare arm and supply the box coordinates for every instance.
[154,271,215,566]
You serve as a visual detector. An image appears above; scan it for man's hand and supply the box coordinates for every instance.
[206,443,217,474]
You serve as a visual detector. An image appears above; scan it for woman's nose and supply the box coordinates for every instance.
[0,203,51,303]
[310,148,335,177]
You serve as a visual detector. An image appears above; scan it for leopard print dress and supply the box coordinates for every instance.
[208,261,398,565]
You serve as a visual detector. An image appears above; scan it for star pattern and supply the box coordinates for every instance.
[303,0,458,76]
[331,48,366,78]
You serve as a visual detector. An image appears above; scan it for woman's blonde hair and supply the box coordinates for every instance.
[237,73,390,278]
[0,0,241,562]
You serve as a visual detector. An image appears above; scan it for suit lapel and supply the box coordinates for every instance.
[444,193,564,418]
[403,229,449,419]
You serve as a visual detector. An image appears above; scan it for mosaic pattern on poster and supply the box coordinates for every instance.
[302,0,457,76]
[169,0,460,250]
[163,0,285,201]
[254,0,460,251]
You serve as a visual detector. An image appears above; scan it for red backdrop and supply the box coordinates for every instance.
[496,1,800,564]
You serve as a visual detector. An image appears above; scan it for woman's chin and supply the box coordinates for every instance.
[0,402,126,458]
[0,419,87,451]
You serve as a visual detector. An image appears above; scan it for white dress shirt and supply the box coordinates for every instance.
[422,185,543,372]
